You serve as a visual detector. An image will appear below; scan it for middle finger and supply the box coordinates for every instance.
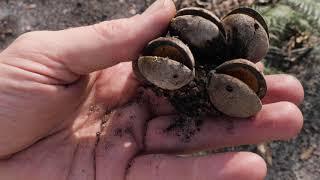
[147,74,304,117]
[144,101,303,153]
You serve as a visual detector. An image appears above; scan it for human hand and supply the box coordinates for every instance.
[0,0,303,179]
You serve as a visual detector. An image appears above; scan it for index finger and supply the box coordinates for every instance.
[1,0,176,76]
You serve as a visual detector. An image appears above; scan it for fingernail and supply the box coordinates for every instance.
[143,0,167,15]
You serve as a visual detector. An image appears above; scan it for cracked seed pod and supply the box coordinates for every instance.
[207,59,266,118]
[169,7,227,62]
[215,59,267,98]
[222,7,269,63]
[133,37,195,90]
[207,73,262,118]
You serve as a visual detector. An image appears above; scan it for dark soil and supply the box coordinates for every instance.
[164,115,203,143]
[150,63,220,117]
[149,64,220,143]
[1,0,319,180]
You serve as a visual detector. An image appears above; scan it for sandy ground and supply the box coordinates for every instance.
[1,0,319,179]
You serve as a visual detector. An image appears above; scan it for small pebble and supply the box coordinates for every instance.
[129,8,137,15]
[25,4,37,10]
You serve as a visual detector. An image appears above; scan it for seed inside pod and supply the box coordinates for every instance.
[143,37,195,69]
[133,37,195,90]
[169,7,226,61]
[215,59,267,98]
[207,72,262,118]
[222,7,269,63]
[174,7,225,36]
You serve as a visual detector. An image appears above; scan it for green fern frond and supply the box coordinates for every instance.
[257,4,311,46]
[251,0,320,70]
[282,0,320,33]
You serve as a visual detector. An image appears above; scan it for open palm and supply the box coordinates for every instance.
[0,0,303,180]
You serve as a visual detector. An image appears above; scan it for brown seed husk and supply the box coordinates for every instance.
[207,73,262,118]
[150,64,220,118]
[143,37,195,69]
[136,56,195,90]
[215,59,267,98]
[170,15,226,60]
[175,7,225,36]
[222,8,269,63]
[223,7,269,37]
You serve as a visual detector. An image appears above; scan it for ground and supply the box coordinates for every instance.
[0,0,319,179]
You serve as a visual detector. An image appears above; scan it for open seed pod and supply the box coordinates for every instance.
[207,59,267,118]
[133,37,195,90]
[222,7,269,63]
[215,59,267,98]
[169,7,226,61]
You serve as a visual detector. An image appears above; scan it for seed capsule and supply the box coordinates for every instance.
[207,72,262,118]
[222,7,269,63]
[142,37,195,69]
[169,7,226,62]
[132,37,195,90]
[215,59,267,98]
[135,56,194,90]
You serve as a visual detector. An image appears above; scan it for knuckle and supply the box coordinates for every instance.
[5,31,49,56]
[92,15,139,41]
[92,19,127,39]
[15,31,41,43]
[10,31,45,52]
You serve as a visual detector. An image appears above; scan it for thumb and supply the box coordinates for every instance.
[1,0,176,78]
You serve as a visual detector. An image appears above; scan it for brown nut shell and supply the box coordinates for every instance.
[143,37,195,69]
[207,72,262,118]
[224,7,269,36]
[134,56,195,90]
[222,8,269,63]
[169,7,226,62]
[175,7,225,36]
[215,59,267,99]
[170,15,226,59]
